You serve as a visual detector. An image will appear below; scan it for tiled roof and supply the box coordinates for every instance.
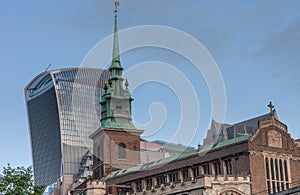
[105,150,198,179]
[106,134,252,180]
[213,134,252,149]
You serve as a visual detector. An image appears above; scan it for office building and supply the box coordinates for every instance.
[25,68,109,191]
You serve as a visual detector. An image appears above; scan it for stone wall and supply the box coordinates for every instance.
[86,180,106,195]
[131,176,250,195]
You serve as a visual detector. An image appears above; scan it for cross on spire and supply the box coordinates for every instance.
[268,101,274,113]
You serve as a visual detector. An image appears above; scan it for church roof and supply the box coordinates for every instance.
[105,149,198,180]
[204,111,275,146]
[199,134,252,154]
[105,110,277,180]
[105,134,252,180]
[231,112,272,130]
[151,140,196,152]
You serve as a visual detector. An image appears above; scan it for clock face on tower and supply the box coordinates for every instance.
[268,130,282,148]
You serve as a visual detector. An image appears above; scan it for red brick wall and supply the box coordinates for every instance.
[249,152,267,195]
[290,159,300,187]
[248,124,300,194]
[236,153,250,177]
[108,186,118,195]
[103,129,141,176]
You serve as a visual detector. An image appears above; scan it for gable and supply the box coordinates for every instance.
[249,125,300,156]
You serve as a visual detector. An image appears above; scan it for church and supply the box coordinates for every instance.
[101,106,300,195]
[67,3,300,195]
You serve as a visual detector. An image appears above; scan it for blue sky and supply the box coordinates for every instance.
[1,0,300,170]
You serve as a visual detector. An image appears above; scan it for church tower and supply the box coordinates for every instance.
[91,2,144,179]
[100,9,135,130]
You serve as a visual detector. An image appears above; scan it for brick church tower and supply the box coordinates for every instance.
[90,5,143,179]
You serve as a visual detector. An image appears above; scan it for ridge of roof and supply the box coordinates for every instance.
[232,112,271,126]
[199,134,251,154]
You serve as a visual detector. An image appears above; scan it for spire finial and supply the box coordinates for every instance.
[268,101,274,113]
[109,1,123,77]
[114,2,120,14]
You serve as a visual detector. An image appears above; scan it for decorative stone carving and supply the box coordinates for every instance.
[268,130,282,148]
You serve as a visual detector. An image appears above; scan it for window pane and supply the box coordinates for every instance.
[271,158,275,180]
[284,160,289,182]
[265,158,270,179]
[275,159,279,180]
[118,143,126,159]
[279,159,283,181]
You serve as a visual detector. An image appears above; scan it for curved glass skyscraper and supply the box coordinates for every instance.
[25,68,109,187]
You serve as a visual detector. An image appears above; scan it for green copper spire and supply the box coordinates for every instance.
[100,3,135,130]
[109,10,123,79]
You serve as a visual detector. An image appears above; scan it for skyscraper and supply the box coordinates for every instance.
[25,68,109,188]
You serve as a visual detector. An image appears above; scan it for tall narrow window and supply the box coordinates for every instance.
[279,160,283,181]
[214,162,221,175]
[275,159,279,180]
[265,157,271,193]
[265,158,270,179]
[271,158,275,180]
[136,181,142,192]
[225,159,233,175]
[146,179,152,190]
[277,181,280,192]
[169,172,179,182]
[265,158,289,193]
[266,157,289,193]
[284,160,289,190]
[267,181,271,193]
[183,169,189,180]
[272,181,276,193]
[193,166,200,177]
[203,164,210,175]
[284,160,288,182]
[279,159,284,190]
[118,143,126,159]
[157,175,167,185]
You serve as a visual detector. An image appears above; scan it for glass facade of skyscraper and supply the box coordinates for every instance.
[25,68,109,186]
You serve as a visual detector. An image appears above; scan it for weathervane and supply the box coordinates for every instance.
[114,2,120,14]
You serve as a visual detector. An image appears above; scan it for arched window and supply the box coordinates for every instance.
[219,190,242,195]
[118,143,126,159]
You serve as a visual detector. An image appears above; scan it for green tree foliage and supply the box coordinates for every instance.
[0,164,45,195]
